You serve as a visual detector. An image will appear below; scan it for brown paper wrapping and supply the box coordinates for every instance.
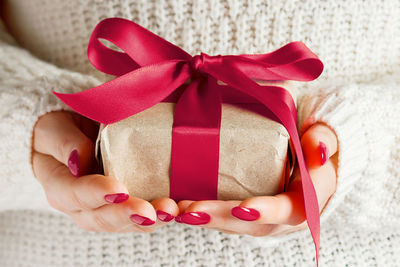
[95,81,296,201]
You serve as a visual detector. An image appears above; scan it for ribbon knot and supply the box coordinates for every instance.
[190,52,223,75]
[53,17,324,266]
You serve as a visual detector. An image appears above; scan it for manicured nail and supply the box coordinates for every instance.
[231,206,260,221]
[68,149,80,177]
[156,210,175,222]
[175,212,210,225]
[175,214,183,223]
[319,141,328,165]
[104,193,129,203]
[130,214,155,226]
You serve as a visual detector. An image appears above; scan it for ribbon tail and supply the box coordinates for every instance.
[53,60,191,124]
[206,63,320,265]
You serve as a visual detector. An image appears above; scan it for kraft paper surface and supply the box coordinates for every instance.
[96,81,296,201]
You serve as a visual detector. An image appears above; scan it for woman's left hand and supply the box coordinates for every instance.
[174,122,338,236]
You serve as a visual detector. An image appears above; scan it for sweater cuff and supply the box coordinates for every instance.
[26,74,101,177]
[0,72,100,212]
[296,84,369,224]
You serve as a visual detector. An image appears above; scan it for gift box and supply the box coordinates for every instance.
[95,80,297,201]
[53,17,324,265]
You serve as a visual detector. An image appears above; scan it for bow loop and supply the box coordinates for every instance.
[88,17,192,76]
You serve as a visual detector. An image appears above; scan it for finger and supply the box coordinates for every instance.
[177,200,194,213]
[32,151,129,212]
[33,111,95,176]
[151,198,179,223]
[72,174,130,209]
[33,151,80,212]
[176,200,238,226]
[71,196,158,233]
[301,122,338,168]
[176,200,276,236]
[231,159,337,226]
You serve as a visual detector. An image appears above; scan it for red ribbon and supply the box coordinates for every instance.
[53,18,324,266]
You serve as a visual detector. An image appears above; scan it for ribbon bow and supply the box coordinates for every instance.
[53,17,324,266]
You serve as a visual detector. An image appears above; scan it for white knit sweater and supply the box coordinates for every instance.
[0,0,399,266]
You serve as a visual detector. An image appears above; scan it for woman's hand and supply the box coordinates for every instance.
[32,111,179,233]
[174,122,338,236]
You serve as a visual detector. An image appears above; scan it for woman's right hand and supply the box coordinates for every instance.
[32,111,179,233]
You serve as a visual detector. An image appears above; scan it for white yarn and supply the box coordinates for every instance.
[0,0,400,266]
[5,0,400,84]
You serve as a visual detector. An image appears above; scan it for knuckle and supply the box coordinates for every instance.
[70,184,90,210]
[51,162,69,178]
[97,177,120,194]
[40,161,66,189]
[71,176,103,209]
[56,136,71,163]
[76,221,97,232]
[188,201,208,212]
[137,226,156,233]
[92,212,115,232]
[46,195,66,212]
[70,213,97,232]
[220,230,237,235]
[248,226,273,237]
[112,223,134,233]
[83,175,102,189]
[85,175,114,194]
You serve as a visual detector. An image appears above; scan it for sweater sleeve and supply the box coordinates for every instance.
[296,76,400,230]
[246,76,400,248]
[0,20,101,212]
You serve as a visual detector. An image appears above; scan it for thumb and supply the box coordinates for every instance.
[33,111,96,177]
[300,122,338,169]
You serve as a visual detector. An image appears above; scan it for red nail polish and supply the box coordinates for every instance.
[177,212,210,225]
[68,149,80,177]
[130,214,155,226]
[174,214,183,223]
[156,210,174,222]
[231,206,260,221]
[319,141,328,165]
[104,193,129,203]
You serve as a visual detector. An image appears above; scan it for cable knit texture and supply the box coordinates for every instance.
[0,0,399,266]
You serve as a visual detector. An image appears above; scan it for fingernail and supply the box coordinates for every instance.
[104,193,129,204]
[231,206,260,221]
[319,141,328,166]
[68,149,80,177]
[175,214,183,223]
[156,210,175,222]
[130,214,155,226]
[175,212,210,225]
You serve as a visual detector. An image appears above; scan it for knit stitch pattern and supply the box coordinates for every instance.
[0,0,400,266]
